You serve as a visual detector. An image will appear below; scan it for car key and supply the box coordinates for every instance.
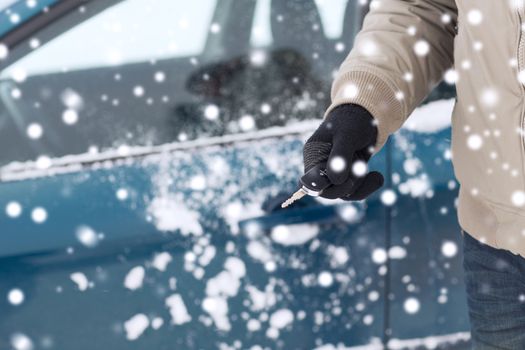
[281,162,333,208]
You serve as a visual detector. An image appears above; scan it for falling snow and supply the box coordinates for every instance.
[62,109,79,125]
[329,156,346,173]
[404,297,421,314]
[0,43,8,59]
[413,40,430,56]
[26,123,43,139]
[5,201,22,218]
[31,207,47,223]
[11,333,33,350]
[380,189,397,206]
[7,288,24,306]
[442,241,458,258]
[352,160,367,177]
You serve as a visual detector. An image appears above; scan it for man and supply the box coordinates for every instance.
[302,1,525,348]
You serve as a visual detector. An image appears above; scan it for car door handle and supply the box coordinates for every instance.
[238,203,365,233]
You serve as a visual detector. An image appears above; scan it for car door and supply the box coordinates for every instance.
[0,1,390,349]
[387,82,471,347]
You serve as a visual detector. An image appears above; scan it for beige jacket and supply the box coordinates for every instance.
[327,0,525,256]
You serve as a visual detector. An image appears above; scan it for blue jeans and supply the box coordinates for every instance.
[462,230,525,349]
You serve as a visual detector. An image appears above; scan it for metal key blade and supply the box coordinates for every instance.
[281,188,307,208]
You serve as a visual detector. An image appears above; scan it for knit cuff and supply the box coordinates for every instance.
[324,68,405,154]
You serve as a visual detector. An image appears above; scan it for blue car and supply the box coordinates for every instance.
[0,1,470,349]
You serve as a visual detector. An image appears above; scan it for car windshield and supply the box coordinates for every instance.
[0,0,354,167]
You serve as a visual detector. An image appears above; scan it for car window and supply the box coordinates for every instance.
[315,0,351,38]
[0,0,361,166]
[251,0,350,47]
[1,0,215,76]
[0,0,218,165]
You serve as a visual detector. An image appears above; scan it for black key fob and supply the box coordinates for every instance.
[299,162,332,196]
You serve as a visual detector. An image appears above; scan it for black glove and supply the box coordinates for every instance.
[303,103,384,200]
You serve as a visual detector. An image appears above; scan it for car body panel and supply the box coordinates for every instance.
[0,133,388,349]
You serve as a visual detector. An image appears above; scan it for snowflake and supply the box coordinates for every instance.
[466,134,483,150]
[414,40,430,57]
[467,9,483,25]
[26,123,43,139]
[31,207,47,224]
[404,297,420,314]
[5,201,22,218]
[7,288,24,306]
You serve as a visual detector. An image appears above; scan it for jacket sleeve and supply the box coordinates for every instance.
[326,0,458,153]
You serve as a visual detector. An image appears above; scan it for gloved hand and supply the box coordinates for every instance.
[303,103,384,200]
